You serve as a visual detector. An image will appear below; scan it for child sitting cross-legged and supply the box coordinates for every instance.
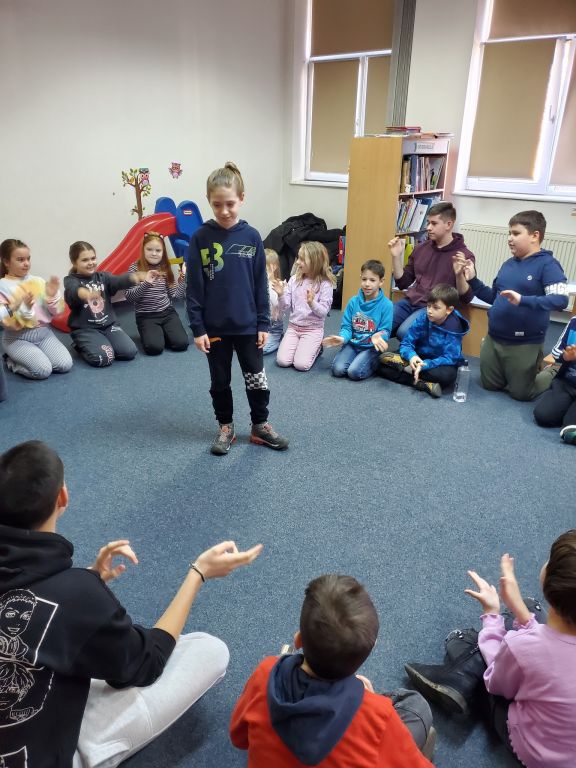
[230,574,436,767]
[380,283,469,398]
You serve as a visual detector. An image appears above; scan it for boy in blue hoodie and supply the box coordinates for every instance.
[453,210,568,401]
[230,574,435,767]
[380,284,469,398]
[323,260,393,380]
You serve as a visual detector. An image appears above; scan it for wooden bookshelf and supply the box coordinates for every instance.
[342,135,450,307]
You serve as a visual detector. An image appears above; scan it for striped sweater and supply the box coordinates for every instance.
[125,263,186,313]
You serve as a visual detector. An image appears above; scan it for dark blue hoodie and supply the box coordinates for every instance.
[186,219,269,337]
[267,653,364,766]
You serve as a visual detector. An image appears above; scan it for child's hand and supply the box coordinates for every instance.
[409,355,423,382]
[499,554,531,625]
[132,271,149,284]
[257,331,268,349]
[356,674,374,693]
[45,275,60,298]
[194,334,211,353]
[463,259,476,281]
[193,540,264,580]
[465,569,501,614]
[89,539,138,583]
[371,333,388,353]
[388,236,405,259]
[272,278,285,296]
[78,287,101,303]
[563,344,576,362]
[306,288,315,307]
[8,285,33,312]
[146,270,160,283]
[452,252,466,276]
[178,269,186,283]
[501,290,521,305]
[322,335,344,348]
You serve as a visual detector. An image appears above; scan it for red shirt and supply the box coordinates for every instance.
[230,657,433,768]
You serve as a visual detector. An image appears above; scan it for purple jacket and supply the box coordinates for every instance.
[479,613,576,768]
[395,232,475,307]
[278,276,333,329]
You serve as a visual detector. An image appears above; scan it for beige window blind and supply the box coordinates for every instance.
[550,62,576,186]
[364,56,391,135]
[311,0,394,56]
[310,60,358,174]
[490,0,576,38]
[468,40,555,178]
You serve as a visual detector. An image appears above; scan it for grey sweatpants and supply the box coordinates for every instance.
[2,326,73,379]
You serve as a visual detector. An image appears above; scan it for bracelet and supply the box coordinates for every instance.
[190,563,206,583]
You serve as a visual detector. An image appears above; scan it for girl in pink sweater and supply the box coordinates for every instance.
[274,242,335,372]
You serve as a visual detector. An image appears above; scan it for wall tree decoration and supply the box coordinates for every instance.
[121,167,152,219]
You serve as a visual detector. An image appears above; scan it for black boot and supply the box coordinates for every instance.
[443,627,479,663]
[405,644,487,716]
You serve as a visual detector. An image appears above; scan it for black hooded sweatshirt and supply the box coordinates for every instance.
[0,525,174,768]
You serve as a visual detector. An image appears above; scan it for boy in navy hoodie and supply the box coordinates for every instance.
[380,284,469,398]
[230,574,435,767]
[454,210,568,401]
[323,260,393,380]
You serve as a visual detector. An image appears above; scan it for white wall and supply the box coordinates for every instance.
[0,0,286,278]
[283,0,576,237]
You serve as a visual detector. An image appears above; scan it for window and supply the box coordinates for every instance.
[456,0,576,200]
[303,0,396,182]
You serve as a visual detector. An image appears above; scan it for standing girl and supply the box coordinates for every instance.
[64,241,143,367]
[125,232,189,355]
[263,248,284,355]
[274,241,335,371]
[0,239,72,380]
[187,161,288,455]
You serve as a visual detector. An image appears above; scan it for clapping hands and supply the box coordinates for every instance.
[45,275,60,298]
[453,252,475,281]
[465,553,531,623]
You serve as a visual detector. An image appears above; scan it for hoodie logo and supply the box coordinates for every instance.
[527,275,533,281]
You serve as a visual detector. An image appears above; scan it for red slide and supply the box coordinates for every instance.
[52,213,177,332]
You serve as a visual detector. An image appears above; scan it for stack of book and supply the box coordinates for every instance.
[396,194,442,234]
[400,155,445,193]
[384,125,422,135]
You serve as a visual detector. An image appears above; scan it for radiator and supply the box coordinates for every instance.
[459,224,576,284]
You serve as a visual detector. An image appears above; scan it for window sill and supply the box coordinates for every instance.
[454,188,576,204]
[290,179,348,190]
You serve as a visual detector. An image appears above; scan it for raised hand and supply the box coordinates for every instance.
[45,276,60,298]
[90,540,139,583]
[501,290,521,306]
[193,540,263,580]
[563,344,576,362]
[499,554,531,624]
[306,288,315,307]
[465,569,500,614]
[388,236,405,260]
[463,259,476,281]
[146,270,160,283]
[322,335,344,348]
[272,278,285,297]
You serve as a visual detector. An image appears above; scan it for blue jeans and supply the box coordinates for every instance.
[331,344,380,380]
[0,358,6,402]
[263,328,283,355]
[392,298,425,340]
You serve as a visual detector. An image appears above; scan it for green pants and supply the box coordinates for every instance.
[480,335,550,401]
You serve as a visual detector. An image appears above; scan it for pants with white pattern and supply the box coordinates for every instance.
[206,334,270,424]
[2,326,73,379]
[73,632,229,768]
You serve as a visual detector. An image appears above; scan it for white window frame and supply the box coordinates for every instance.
[291,0,391,186]
[455,0,576,202]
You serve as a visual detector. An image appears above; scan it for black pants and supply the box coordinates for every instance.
[533,376,576,427]
[136,308,189,355]
[380,363,458,388]
[206,335,269,425]
[71,326,137,367]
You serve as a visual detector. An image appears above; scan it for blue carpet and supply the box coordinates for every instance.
[0,306,572,768]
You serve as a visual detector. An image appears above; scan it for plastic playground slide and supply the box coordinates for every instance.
[51,212,178,332]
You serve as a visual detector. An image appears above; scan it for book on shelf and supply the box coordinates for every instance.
[396,194,442,234]
[400,155,445,193]
[385,125,422,135]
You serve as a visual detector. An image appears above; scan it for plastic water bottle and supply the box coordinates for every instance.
[453,364,470,402]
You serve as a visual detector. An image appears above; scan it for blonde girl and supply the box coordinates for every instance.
[186,161,288,455]
[0,238,72,379]
[263,248,284,355]
[124,232,189,355]
[274,241,335,371]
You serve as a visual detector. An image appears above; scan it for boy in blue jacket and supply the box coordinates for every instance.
[534,316,576,444]
[323,260,393,380]
[380,284,469,398]
[454,210,568,401]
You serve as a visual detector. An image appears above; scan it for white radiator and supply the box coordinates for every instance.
[459,224,576,284]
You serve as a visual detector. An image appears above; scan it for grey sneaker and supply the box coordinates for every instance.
[560,425,576,445]
[250,422,289,450]
[210,423,236,455]
[414,380,442,398]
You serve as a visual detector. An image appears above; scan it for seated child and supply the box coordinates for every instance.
[453,210,568,401]
[274,242,335,372]
[0,439,262,767]
[323,259,392,380]
[263,248,284,355]
[404,531,576,768]
[230,574,435,767]
[533,315,576,444]
[380,283,469,398]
